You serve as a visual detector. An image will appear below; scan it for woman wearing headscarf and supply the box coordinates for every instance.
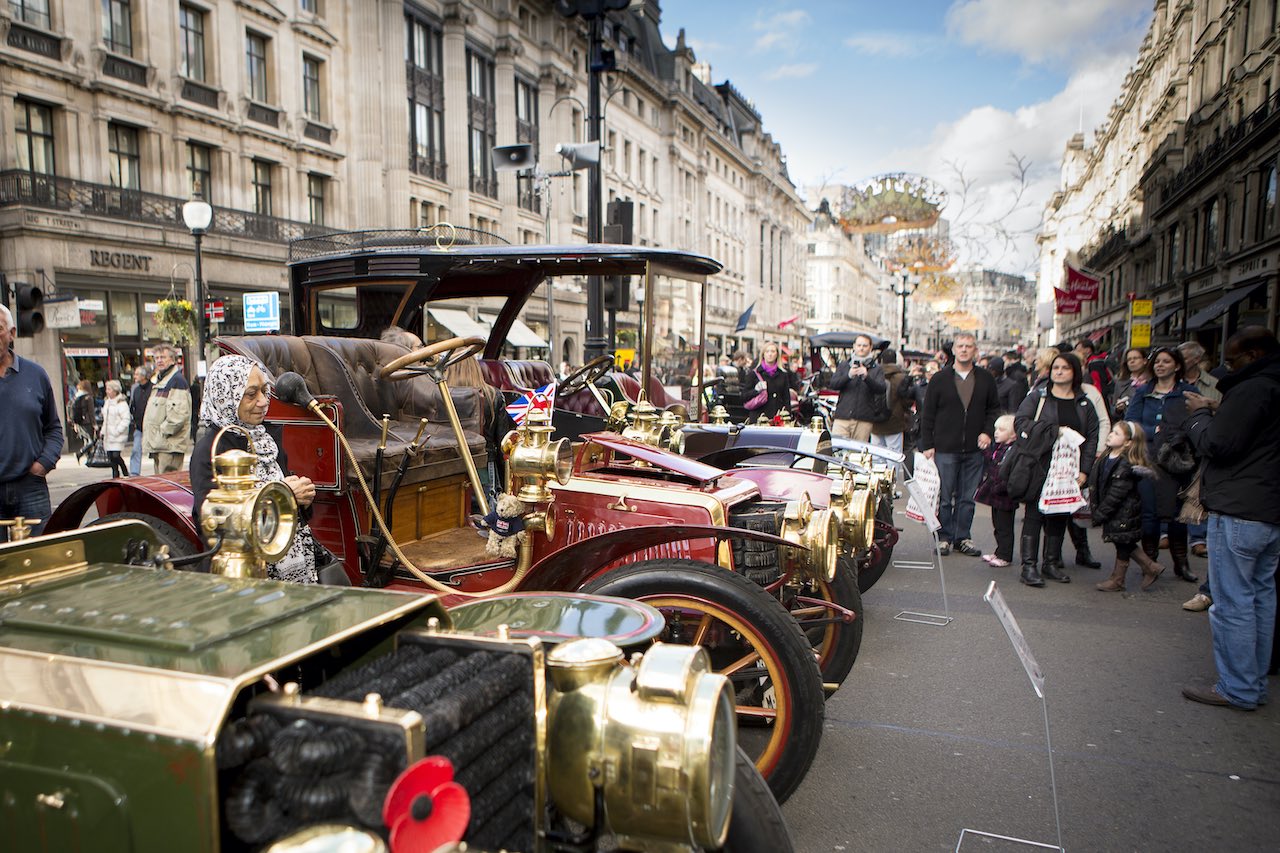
[751,341,801,421]
[189,355,320,584]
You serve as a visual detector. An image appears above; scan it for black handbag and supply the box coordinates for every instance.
[86,438,112,469]
[1156,431,1197,476]
[313,541,351,586]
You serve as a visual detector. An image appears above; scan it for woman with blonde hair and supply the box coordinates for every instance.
[750,341,801,421]
[1089,420,1165,591]
[101,379,131,478]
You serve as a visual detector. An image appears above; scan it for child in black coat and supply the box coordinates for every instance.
[975,415,1019,566]
[1089,421,1166,591]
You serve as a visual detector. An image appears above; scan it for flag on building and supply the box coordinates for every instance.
[735,302,755,332]
[778,314,801,329]
[1064,262,1100,301]
[1054,287,1082,315]
[506,382,557,424]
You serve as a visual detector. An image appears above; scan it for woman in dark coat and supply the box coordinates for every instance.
[750,341,801,421]
[190,355,320,584]
[1014,352,1100,587]
[1124,346,1200,583]
[1089,421,1165,591]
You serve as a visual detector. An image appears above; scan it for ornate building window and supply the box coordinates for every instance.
[252,159,273,216]
[180,4,206,81]
[405,11,445,181]
[303,55,324,121]
[1259,166,1277,240]
[246,32,269,103]
[11,0,51,29]
[308,174,326,226]
[14,99,55,175]
[107,122,140,190]
[186,142,212,201]
[467,49,497,198]
[102,0,133,55]
[515,75,539,212]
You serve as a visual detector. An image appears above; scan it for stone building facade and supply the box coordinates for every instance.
[802,201,885,338]
[954,269,1036,354]
[1,0,809,411]
[1038,0,1279,359]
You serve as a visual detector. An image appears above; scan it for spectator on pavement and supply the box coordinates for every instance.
[1075,339,1115,404]
[101,379,131,478]
[1090,421,1165,591]
[142,343,192,474]
[1015,352,1101,586]
[1125,346,1200,584]
[998,355,1030,413]
[751,342,801,421]
[974,414,1018,567]
[128,365,152,476]
[1181,327,1280,711]
[870,348,912,459]
[1068,370,1111,571]
[919,332,1001,557]
[1179,340,1219,559]
[70,379,95,462]
[829,333,888,442]
[0,304,63,540]
[1111,347,1152,420]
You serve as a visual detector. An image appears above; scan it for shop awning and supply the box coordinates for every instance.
[1186,282,1266,331]
[482,314,547,349]
[1088,328,1109,343]
[428,308,491,340]
[1149,306,1179,330]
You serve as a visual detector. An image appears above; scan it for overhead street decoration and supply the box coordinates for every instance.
[838,173,948,235]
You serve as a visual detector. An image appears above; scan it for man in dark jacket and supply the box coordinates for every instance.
[920,333,1002,556]
[870,349,912,460]
[999,359,1030,413]
[828,333,887,442]
[128,365,152,476]
[1181,327,1280,711]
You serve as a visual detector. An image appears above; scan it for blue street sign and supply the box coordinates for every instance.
[243,291,280,333]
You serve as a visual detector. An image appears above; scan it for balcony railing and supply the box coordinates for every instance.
[0,170,332,244]
[7,21,61,59]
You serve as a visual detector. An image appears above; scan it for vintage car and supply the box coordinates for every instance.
[0,500,792,852]
[45,236,846,804]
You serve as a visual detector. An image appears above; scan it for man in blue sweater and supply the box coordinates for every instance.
[0,304,64,540]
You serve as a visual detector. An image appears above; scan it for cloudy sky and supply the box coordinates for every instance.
[660,0,1156,277]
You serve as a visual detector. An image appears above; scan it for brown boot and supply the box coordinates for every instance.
[1096,557,1128,592]
[1168,528,1198,583]
[1134,549,1166,590]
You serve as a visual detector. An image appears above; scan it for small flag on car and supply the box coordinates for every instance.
[506,382,557,425]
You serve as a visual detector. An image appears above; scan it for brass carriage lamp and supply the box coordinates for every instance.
[780,492,840,583]
[200,447,298,579]
[621,399,663,448]
[828,477,876,552]
[709,405,730,424]
[505,408,572,505]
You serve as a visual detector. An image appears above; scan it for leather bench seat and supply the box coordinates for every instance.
[219,335,487,486]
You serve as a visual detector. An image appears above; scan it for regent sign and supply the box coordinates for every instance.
[89,250,154,272]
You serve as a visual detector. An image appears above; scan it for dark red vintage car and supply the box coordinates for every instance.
[45,235,870,803]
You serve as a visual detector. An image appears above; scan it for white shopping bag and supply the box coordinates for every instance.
[1038,427,1087,514]
[905,451,941,531]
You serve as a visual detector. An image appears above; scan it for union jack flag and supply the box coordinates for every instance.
[506,382,557,425]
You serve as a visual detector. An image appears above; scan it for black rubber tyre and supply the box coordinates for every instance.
[857,497,897,593]
[89,511,200,562]
[581,559,823,804]
[791,559,863,690]
[721,745,795,852]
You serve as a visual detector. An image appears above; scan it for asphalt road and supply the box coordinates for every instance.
[782,499,1280,852]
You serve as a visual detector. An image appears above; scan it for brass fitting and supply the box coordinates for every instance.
[709,405,731,424]
[779,492,840,582]
[505,408,571,505]
[200,448,298,579]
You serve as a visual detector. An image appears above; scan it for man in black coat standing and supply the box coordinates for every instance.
[1181,327,1280,711]
[920,332,1001,556]
[828,333,887,442]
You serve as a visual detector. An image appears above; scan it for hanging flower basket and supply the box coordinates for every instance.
[155,298,196,345]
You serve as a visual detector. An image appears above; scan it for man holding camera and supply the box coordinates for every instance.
[829,333,888,442]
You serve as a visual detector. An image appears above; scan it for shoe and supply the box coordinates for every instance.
[987,557,1011,567]
[1096,557,1128,592]
[1069,523,1102,568]
[1168,531,1199,583]
[1191,543,1208,558]
[1019,533,1044,587]
[1181,684,1255,711]
[955,539,982,557]
[1159,534,1169,550]
[1041,534,1071,583]
[937,541,951,555]
[1183,593,1212,612]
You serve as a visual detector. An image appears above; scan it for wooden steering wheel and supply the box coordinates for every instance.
[379,336,487,381]
[558,354,616,396]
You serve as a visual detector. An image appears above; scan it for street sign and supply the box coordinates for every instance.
[243,291,280,333]
[1132,299,1153,317]
[1131,321,1151,348]
[43,297,82,329]
[205,299,225,322]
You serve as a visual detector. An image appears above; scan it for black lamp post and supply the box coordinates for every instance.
[890,273,916,350]
[182,198,213,370]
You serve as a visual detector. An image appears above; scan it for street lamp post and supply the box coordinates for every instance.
[182,197,213,373]
[890,273,916,351]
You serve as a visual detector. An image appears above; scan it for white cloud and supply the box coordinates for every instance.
[752,9,811,53]
[844,32,941,59]
[765,63,818,80]
[946,0,1151,67]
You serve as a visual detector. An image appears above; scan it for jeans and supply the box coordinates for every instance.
[130,428,143,476]
[933,451,984,544]
[1188,519,1208,546]
[0,472,52,540]
[1207,513,1280,709]
[870,432,904,477]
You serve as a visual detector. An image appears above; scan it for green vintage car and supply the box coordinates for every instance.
[0,515,791,852]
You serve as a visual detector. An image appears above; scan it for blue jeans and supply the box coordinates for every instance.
[1207,513,1280,708]
[934,451,984,544]
[870,432,904,477]
[1,472,52,540]
[130,428,143,476]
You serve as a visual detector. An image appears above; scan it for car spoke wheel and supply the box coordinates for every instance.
[785,557,863,691]
[581,560,823,804]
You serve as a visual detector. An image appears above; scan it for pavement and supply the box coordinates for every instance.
[781,499,1279,851]
[45,449,134,514]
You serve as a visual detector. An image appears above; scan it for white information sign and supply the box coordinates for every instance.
[903,476,941,532]
[983,581,1045,698]
[44,297,82,329]
[243,291,281,333]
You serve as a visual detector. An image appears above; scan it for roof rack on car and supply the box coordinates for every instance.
[289,225,510,262]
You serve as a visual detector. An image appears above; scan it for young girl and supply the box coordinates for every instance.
[975,415,1019,567]
[1089,421,1166,591]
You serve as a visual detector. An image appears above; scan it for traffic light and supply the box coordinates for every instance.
[603,275,630,312]
[605,199,634,243]
[15,283,43,337]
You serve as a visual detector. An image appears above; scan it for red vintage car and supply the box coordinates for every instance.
[46,235,869,803]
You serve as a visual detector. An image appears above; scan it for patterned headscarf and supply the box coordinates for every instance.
[200,355,282,484]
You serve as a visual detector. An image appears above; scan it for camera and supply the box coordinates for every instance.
[849,352,880,370]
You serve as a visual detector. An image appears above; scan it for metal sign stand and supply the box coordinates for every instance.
[955,581,1064,852]
[894,476,952,626]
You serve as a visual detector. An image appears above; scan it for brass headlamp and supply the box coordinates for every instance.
[828,476,876,551]
[545,638,736,850]
[780,492,840,582]
[199,427,298,579]
[709,405,731,424]
[620,398,662,446]
[503,407,571,505]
